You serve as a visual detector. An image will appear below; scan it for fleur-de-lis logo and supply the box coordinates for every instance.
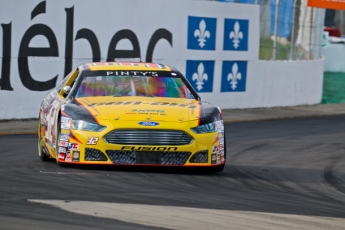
[194,20,210,48]
[227,63,241,90]
[229,21,243,49]
[192,63,208,91]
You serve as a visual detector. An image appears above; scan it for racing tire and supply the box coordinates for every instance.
[38,141,50,162]
[208,164,225,173]
[38,116,50,161]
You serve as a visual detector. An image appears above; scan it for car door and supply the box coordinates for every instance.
[40,69,80,155]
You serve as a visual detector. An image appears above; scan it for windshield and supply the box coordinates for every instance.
[76,75,194,99]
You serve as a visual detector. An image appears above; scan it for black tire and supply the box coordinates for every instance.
[38,116,50,161]
[208,164,225,173]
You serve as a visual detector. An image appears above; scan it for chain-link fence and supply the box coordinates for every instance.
[210,0,325,60]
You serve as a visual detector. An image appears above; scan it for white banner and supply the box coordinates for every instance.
[6,0,318,120]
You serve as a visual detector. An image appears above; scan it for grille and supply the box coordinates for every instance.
[85,148,108,161]
[104,129,193,145]
[106,150,191,165]
[189,150,208,163]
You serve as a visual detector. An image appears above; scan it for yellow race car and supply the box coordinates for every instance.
[38,62,225,172]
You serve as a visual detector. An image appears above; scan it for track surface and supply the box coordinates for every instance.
[1,116,345,229]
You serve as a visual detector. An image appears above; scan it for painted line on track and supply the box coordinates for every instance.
[28,200,345,230]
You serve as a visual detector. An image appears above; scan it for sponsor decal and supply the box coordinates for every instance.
[218,132,224,138]
[61,117,72,123]
[106,71,158,76]
[61,129,70,135]
[121,146,178,151]
[58,153,65,161]
[138,121,159,126]
[72,151,80,162]
[217,154,221,164]
[219,138,224,144]
[88,102,197,109]
[216,120,224,131]
[59,141,69,147]
[220,150,225,163]
[219,144,224,150]
[212,146,219,153]
[86,137,99,145]
[65,152,72,162]
[131,109,165,113]
[68,143,79,150]
[128,110,166,115]
[61,122,70,129]
[211,153,216,164]
[58,147,67,153]
[60,134,69,141]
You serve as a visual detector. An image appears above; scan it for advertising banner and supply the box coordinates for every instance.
[0,0,259,119]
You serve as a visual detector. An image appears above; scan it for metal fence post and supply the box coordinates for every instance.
[273,0,280,60]
[289,0,297,60]
[309,7,314,60]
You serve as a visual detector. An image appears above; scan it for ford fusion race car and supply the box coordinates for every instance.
[38,62,226,172]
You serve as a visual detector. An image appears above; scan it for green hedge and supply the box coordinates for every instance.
[322,72,345,104]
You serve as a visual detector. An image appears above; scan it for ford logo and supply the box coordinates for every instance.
[138,121,159,126]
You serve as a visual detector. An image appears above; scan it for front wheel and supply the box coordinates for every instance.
[38,117,50,161]
[208,164,225,173]
[38,140,50,161]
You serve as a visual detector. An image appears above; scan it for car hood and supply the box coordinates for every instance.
[75,96,200,122]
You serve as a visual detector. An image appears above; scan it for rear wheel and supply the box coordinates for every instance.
[38,116,50,161]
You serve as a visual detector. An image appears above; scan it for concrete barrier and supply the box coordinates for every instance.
[0,0,323,119]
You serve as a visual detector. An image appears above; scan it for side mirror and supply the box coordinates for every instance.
[63,86,71,96]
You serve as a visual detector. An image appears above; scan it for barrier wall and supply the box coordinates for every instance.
[0,0,323,119]
[200,59,324,109]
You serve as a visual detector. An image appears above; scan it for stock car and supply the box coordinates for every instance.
[38,62,226,172]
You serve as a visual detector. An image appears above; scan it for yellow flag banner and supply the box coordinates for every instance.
[308,0,345,10]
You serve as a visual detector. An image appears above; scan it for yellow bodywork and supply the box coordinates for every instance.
[40,62,224,167]
[44,96,220,166]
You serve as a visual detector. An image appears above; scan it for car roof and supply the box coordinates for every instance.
[80,62,174,72]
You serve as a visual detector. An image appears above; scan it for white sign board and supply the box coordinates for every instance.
[1,0,258,119]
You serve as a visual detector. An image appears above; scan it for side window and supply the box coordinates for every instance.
[56,75,70,93]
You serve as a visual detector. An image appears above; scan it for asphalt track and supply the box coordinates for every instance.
[1,116,345,230]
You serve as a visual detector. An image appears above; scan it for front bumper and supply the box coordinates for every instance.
[56,120,225,166]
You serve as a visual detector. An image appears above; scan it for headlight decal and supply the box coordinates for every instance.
[71,120,106,132]
[190,122,217,134]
